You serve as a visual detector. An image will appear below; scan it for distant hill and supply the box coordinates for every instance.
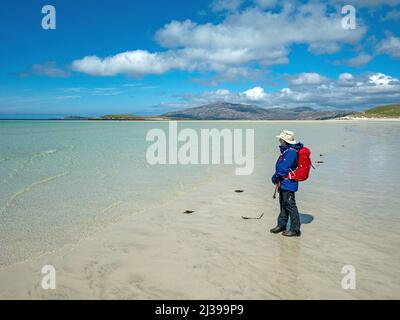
[162,102,352,120]
[100,114,151,120]
[61,116,93,120]
[363,104,400,118]
[61,114,168,121]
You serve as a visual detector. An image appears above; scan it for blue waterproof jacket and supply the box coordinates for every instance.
[272,143,304,192]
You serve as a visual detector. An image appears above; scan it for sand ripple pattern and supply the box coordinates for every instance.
[0,172,68,215]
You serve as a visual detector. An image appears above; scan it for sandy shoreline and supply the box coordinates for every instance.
[1,149,399,300]
[0,161,333,299]
[334,117,400,121]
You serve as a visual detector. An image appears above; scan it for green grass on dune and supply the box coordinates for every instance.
[364,104,400,117]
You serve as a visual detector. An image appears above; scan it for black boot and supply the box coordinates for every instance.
[282,230,301,237]
[270,226,286,234]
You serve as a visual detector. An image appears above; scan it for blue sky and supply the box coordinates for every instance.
[0,0,399,117]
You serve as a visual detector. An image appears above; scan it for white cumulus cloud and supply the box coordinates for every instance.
[242,86,268,101]
[289,73,328,85]
[376,34,400,58]
[71,50,186,76]
[369,73,399,86]
[71,3,366,78]
[171,72,400,110]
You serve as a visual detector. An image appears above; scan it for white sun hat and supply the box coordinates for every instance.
[276,130,297,145]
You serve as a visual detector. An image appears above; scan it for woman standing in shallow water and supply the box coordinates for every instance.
[270,130,303,237]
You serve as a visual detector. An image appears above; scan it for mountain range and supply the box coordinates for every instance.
[161,103,353,120]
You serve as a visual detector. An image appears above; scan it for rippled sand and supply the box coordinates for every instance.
[0,120,399,299]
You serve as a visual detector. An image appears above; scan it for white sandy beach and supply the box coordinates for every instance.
[0,120,400,299]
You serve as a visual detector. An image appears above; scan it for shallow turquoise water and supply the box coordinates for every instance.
[0,121,253,266]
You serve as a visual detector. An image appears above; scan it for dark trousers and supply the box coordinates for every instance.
[278,189,301,232]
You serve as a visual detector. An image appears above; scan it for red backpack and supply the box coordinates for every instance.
[286,147,313,182]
